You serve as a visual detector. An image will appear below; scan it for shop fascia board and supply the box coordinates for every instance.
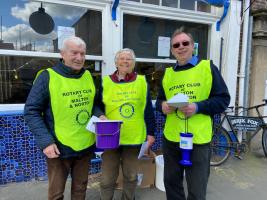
[120,3,219,25]
[37,0,108,11]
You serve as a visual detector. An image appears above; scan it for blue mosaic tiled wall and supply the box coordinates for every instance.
[0,111,165,185]
[151,111,165,152]
[0,114,47,184]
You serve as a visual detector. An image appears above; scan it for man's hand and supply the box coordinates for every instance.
[43,143,60,158]
[179,103,197,117]
[162,101,176,115]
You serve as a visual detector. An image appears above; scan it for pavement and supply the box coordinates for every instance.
[1,147,267,200]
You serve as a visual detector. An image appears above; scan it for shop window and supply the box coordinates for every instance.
[125,0,211,13]
[162,0,178,8]
[135,62,173,99]
[0,56,101,103]
[180,0,196,10]
[143,0,160,5]
[123,14,209,60]
[0,0,102,55]
[197,1,211,13]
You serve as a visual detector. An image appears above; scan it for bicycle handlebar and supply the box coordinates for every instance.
[236,99,267,110]
[230,99,267,117]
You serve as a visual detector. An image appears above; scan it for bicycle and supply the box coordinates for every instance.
[210,99,267,166]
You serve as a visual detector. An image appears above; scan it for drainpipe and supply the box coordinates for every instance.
[243,16,253,111]
[238,0,250,110]
[219,37,224,72]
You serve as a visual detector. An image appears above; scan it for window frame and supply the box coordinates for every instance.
[120,1,218,64]
[124,0,214,13]
[0,0,106,106]
[0,0,106,59]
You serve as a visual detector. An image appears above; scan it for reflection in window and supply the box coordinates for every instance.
[125,0,211,12]
[0,0,102,55]
[180,0,196,10]
[0,56,57,103]
[135,62,173,99]
[0,56,102,103]
[143,0,159,5]
[162,0,178,8]
[197,1,211,13]
[123,14,209,59]
[143,0,160,5]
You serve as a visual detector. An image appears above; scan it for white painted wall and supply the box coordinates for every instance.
[101,4,121,76]
[217,0,242,107]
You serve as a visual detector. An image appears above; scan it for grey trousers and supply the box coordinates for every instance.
[100,146,139,200]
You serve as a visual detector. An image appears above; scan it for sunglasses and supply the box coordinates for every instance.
[172,41,190,48]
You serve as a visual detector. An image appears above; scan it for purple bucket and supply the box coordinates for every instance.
[94,121,122,149]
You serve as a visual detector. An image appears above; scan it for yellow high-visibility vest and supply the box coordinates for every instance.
[162,60,213,144]
[48,68,96,151]
[102,75,147,145]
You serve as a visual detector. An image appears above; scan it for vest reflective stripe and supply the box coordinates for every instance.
[47,68,96,151]
[102,75,147,145]
[162,60,213,144]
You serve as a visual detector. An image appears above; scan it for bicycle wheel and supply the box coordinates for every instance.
[210,127,231,166]
[261,128,267,157]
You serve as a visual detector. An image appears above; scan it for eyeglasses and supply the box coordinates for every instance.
[118,57,134,61]
[172,41,190,48]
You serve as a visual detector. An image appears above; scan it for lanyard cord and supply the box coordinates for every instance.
[185,117,188,133]
[175,108,188,133]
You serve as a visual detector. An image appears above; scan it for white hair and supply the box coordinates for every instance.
[114,48,136,63]
[60,36,86,51]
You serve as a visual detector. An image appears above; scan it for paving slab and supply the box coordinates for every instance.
[1,151,267,200]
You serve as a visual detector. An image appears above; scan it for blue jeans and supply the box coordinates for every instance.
[162,136,211,200]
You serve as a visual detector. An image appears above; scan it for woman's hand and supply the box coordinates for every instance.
[147,135,155,148]
[99,115,108,120]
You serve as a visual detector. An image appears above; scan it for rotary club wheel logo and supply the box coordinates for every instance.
[119,103,134,118]
[76,109,90,125]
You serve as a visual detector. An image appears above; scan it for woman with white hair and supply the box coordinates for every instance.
[95,48,155,200]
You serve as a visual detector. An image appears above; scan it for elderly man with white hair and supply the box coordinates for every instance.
[24,36,96,200]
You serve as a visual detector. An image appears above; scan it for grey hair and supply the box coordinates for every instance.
[114,48,136,63]
[60,36,86,51]
[171,27,194,44]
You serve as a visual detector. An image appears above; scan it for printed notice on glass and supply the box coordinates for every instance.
[157,36,170,57]
[194,43,199,56]
[58,26,75,50]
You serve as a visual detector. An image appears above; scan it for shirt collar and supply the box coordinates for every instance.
[110,70,137,82]
[174,55,198,70]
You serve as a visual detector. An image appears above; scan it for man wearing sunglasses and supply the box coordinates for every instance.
[156,28,230,200]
